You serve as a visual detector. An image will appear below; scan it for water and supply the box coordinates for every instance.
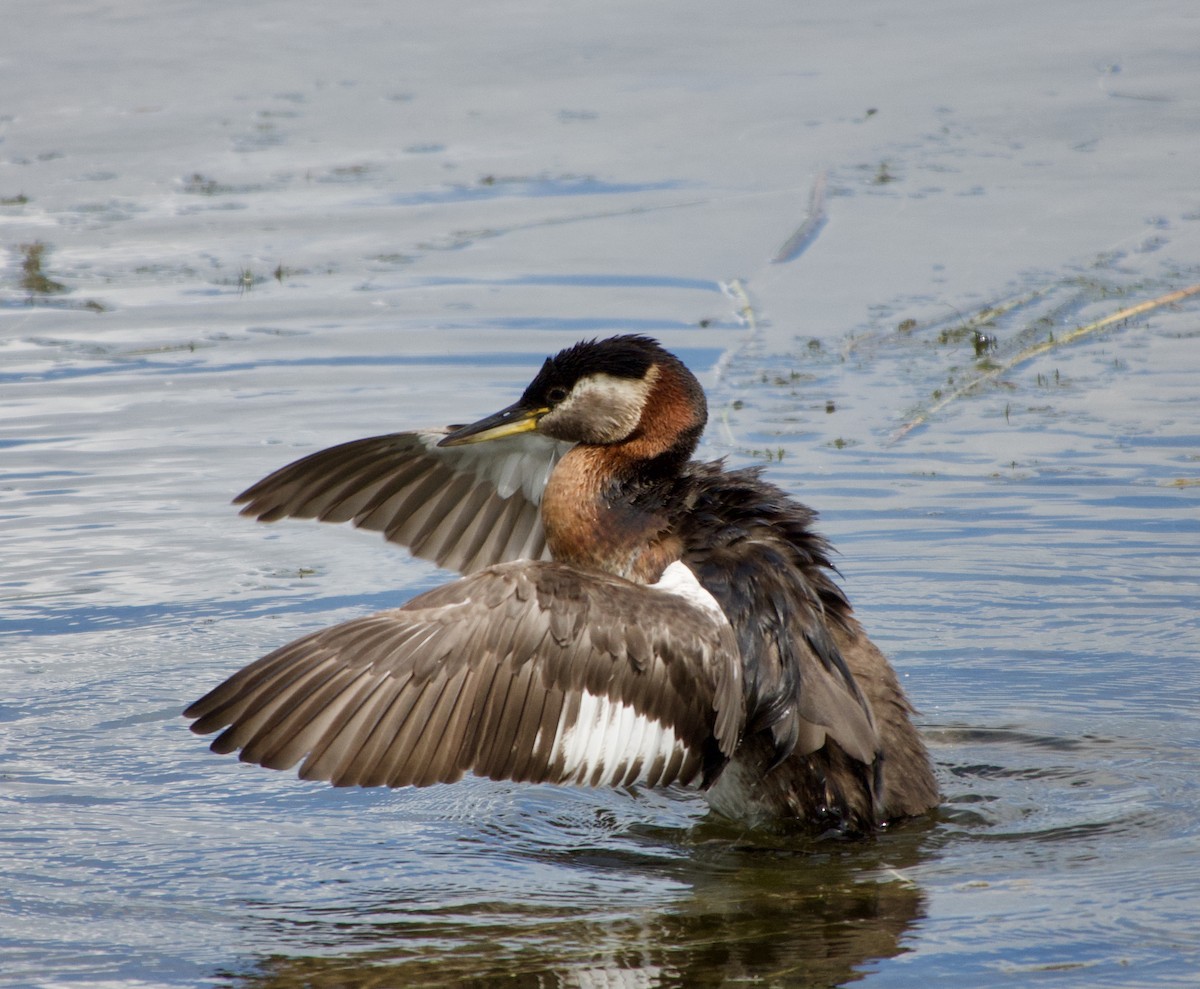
[3,1,1200,986]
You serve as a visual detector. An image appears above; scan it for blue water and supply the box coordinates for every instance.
[4,1,1200,986]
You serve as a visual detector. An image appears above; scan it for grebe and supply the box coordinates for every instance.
[186,335,938,832]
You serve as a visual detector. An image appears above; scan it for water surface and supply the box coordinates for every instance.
[3,1,1200,986]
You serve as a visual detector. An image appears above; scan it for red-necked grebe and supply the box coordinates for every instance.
[186,335,939,832]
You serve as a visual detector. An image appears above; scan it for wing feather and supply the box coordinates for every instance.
[299,675,402,784]
[233,431,572,574]
[209,656,334,755]
[384,671,458,786]
[338,676,418,788]
[186,561,744,793]
[247,666,371,771]
[411,480,493,566]
[476,653,534,780]
[412,664,476,786]
[375,680,435,788]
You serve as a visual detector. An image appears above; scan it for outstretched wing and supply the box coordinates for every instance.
[233,429,573,574]
[186,561,744,792]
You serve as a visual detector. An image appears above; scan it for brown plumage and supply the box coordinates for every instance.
[186,335,939,833]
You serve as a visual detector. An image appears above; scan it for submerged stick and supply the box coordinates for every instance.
[889,282,1200,444]
[771,172,828,264]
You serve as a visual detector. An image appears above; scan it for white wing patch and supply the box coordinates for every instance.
[552,690,688,787]
[652,561,727,622]
[545,563,730,788]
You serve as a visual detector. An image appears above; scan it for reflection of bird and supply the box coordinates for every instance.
[186,335,938,832]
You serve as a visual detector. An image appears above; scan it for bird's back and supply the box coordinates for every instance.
[678,463,938,831]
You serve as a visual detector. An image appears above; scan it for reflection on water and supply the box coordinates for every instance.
[221,819,931,989]
[205,722,1188,989]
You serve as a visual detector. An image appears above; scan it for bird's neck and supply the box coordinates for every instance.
[541,445,683,583]
[541,362,706,583]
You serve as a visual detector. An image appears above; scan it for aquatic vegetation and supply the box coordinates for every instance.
[890,282,1200,442]
[18,241,66,295]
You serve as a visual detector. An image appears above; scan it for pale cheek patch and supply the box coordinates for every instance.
[546,372,655,444]
[551,689,687,786]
